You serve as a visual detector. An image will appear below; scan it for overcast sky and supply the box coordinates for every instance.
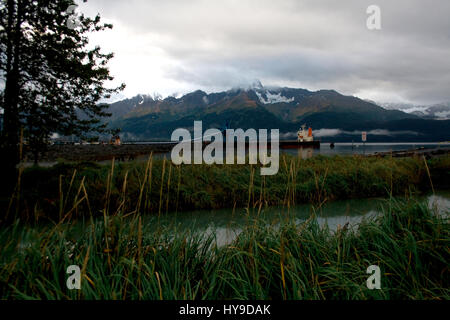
[79,0,450,105]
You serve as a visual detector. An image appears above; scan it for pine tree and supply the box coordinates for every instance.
[0,0,124,192]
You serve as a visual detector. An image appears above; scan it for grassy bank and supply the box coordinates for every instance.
[2,154,449,222]
[0,198,448,299]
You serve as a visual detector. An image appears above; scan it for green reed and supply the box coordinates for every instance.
[2,153,448,222]
[0,198,448,300]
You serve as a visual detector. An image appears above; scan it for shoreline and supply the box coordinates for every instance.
[4,153,449,223]
[20,143,450,165]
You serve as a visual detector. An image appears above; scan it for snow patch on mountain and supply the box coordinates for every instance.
[435,110,450,119]
[380,101,450,119]
[255,91,295,104]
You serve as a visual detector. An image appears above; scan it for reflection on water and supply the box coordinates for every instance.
[295,146,314,159]
[147,191,450,247]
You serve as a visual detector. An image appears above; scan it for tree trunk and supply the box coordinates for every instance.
[0,0,22,195]
[1,72,20,194]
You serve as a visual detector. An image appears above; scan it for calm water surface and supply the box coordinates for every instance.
[147,142,450,160]
[146,191,450,247]
[283,142,450,158]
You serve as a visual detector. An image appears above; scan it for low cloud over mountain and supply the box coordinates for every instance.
[82,0,450,105]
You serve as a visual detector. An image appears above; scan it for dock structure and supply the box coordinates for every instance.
[369,147,450,159]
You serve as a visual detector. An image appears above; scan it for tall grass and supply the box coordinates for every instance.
[0,153,448,300]
[2,154,449,223]
[0,198,448,299]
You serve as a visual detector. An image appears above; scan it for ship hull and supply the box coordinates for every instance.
[279,140,320,149]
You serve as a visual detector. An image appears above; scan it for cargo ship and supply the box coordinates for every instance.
[279,124,320,149]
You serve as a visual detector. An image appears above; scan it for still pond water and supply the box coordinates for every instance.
[145,191,450,247]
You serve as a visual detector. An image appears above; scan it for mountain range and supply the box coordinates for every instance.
[104,82,450,142]
[379,102,450,120]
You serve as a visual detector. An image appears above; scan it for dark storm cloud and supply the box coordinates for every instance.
[81,0,450,104]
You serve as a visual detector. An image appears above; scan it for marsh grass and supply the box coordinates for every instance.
[0,153,449,300]
[0,198,448,299]
[3,154,449,223]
